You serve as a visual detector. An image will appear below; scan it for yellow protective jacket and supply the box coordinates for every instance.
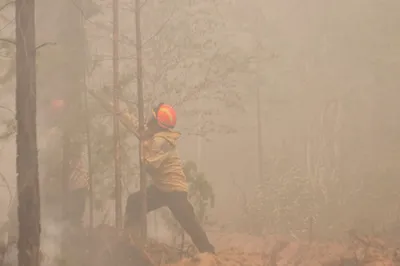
[143,130,188,192]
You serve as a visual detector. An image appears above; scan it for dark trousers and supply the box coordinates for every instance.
[125,185,215,254]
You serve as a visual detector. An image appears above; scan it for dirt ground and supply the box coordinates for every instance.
[80,225,400,266]
[3,224,396,266]
[168,234,399,266]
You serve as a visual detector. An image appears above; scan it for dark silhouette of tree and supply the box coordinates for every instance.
[15,0,41,265]
[112,0,122,230]
[135,0,147,244]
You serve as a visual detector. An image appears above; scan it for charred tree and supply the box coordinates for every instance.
[35,0,90,227]
[113,0,123,229]
[135,0,147,243]
[15,0,41,266]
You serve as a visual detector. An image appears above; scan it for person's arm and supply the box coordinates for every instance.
[115,110,139,137]
[88,90,139,137]
[143,137,173,172]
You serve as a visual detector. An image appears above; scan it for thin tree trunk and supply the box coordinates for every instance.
[113,0,122,230]
[83,75,94,229]
[196,98,203,168]
[61,133,71,221]
[15,0,41,265]
[135,0,147,243]
[256,86,263,182]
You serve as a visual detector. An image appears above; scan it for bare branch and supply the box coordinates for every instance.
[90,22,137,47]
[90,4,176,48]
[35,42,56,51]
[0,57,15,84]
[0,17,15,32]
[88,57,101,76]
[174,48,221,106]
[171,52,256,107]
[231,175,249,215]
[0,171,13,211]
[0,105,15,115]
[139,0,150,9]
[68,0,96,24]
[142,6,177,46]
[91,54,137,62]
[0,1,15,12]
[0,38,15,45]
[87,90,140,138]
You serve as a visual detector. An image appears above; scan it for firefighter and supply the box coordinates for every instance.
[124,103,215,254]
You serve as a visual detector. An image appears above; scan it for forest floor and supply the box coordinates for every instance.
[3,224,400,266]
[164,232,399,266]
[77,225,400,266]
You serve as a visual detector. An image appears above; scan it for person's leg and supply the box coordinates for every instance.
[167,192,215,254]
[124,185,165,228]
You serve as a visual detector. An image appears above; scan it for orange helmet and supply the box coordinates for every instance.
[152,103,177,129]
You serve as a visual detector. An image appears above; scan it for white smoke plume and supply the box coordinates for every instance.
[2,219,65,266]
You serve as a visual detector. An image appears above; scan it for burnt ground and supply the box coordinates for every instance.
[2,224,398,266]
[36,224,400,266]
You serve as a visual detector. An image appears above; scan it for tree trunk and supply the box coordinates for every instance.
[113,0,122,229]
[83,76,94,229]
[135,0,147,244]
[58,0,87,208]
[15,0,41,266]
[35,0,89,223]
[256,86,263,183]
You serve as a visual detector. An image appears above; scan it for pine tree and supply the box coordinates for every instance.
[15,0,41,265]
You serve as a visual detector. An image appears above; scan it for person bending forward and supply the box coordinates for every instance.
[124,103,215,254]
